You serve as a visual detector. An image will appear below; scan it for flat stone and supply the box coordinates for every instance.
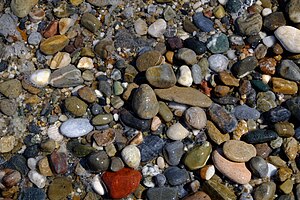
[166,123,189,140]
[0,79,22,99]
[207,33,229,53]
[263,106,291,123]
[176,48,197,65]
[20,188,46,200]
[219,71,239,87]
[102,168,142,199]
[136,50,162,72]
[271,77,298,94]
[40,35,69,55]
[208,103,238,133]
[163,141,184,166]
[184,141,212,170]
[50,65,84,88]
[155,86,212,108]
[48,177,72,200]
[119,109,151,131]
[278,60,300,81]
[164,166,189,186]
[275,26,300,53]
[208,54,229,72]
[231,56,258,78]
[212,150,251,184]
[236,13,263,36]
[223,140,256,162]
[263,12,286,31]
[146,187,178,200]
[233,105,260,120]
[138,135,165,162]
[132,84,159,119]
[253,182,276,200]
[193,12,214,32]
[203,176,237,200]
[249,156,269,178]
[146,64,176,88]
[92,114,113,125]
[60,118,93,138]
[242,129,278,144]
[206,120,230,145]
[81,13,101,33]
[11,0,38,18]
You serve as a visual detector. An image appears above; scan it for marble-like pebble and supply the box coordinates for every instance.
[177,65,193,87]
[121,145,141,169]
[208,54,229,72]
[60,118,93,138]
[166,123,189,140]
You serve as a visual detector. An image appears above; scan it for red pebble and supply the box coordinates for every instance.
[50,150,68,174]
[43,21,58,38]
[102,168,142,199]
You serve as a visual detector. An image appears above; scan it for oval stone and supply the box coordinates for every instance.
[184,107,207,130]
[60,118,93,138]
[40,35,70,55]
[132,84,159,119]
[242,129,278,144]
[146,64,176,88]
[223,140,256,162]
[275,26,300,53]
[166,123,189,140]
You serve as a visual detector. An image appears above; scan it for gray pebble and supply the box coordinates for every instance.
[28,32,42,45]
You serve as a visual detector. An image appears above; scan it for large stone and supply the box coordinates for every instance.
[60,118,93,138]
[146,64,176,88]
[11,0,38,18]
[278,60,300,81]
[236,13,263,36]
[183,142,212,170]
[40,35,69,55]
[49,65,84,88]
[275,26,300,53]
[288,0,300,23]
[223,140,256,162]
[0,79,22,99]
[48,177,73,200]
[155,86,212,108]
[81,13,101,33]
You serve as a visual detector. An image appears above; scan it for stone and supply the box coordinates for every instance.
[3,155,29,176]
[259,57,276,75]
[92,129,115,146]
[92,175,105,195]
[164,166,189,186]
[146,64,176,88]
[38,157,53,176]
[50,65,84,88]
[81,13,101,33]
[274,26,300,53]
[193,12,214,32]
[283,137,298,160]
[98,80,112,97]
[2,169,21,188]
[256,91,276,112]
[236,13,263,36]
[203,176,237,200]
[191,64,203,84]
[155,86,212,108]
[249,156,269,178]
[119,109,151,131]
[166,123,189,140]
[121,145,141,169]
[132,84,159,119]
[40,35,69,55]
[0,99,17,116]
[206,120,230,145]
[28,170,46,188]
[286,97,300,122]
[50,52,71,69]
[184,141,212,170]
[231,56,258,78]
[233,105,260,120]
[29,69,51,88]
[183,18,199,33]
[59,18,74,34]
[167,37,183,50]
[242,129,278,144]
[10,0,38,18]
[271,77,298,94]
[28,32,42,45]
[65,96,88,116]
[48,177,72,200]
[158,101,173,122]
[20,188,46,200]
[219,71,239,87]
[43,21,58,38]
[263,106,291,123]
[50,150,68,174]
[251,80,270,92]
[77,57,94,69]
[0,79,22,99]
[92,114,113,125]
[277,167,292,182]
[207,33,229,53]
[148,19,167,38]
[254,182,276,200]
[146,187,178,200]
[136,50,162,72]
[183,191,211,200]
[138,135,165,162]
[208,54,229,72]
[288,0,300,23]
[78,87,97,103]
[176,48,197,65]
[163,141,184,166]
[208,103,238,133]
[275,122,295,137]
[200,165,215,180]
[87,151,110,172]
[60,118,93,138]
[223,140,256,162]
[110,157,124,172]
[184,107,207,130]
[0,136,15,153]
[263,12,286,31]
[134,18,148,35]
[212,150,251,184]
[184,38,207,55]
[278,60,300,81]
[102,168,142,199]
[226,0,242,13]
[177,65,193,86]
[280,179,293,194]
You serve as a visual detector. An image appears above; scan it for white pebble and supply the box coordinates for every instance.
[50,52,71,69]
[59,18,75,35]
[92,175,105,195]
[262,8,272,16]
[121,145,141,169]
[48,124,64,142]
[30,69,51,87]
[208,54,229,72]
[77,57,94,69]
[263,36,276,47]
[227,49,237,59]
[134,18,148,35]
[262,74,272,84]
[157,156,165,169]
[28,170,47,188]
[148,19,167,38]
[166,123,189,140]
[218,0,228,5]
[267,163,277,177]
[177,65,193,87]
[27,158,37,170]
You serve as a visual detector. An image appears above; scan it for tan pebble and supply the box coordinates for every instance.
[40,35,70,55]
[38,157,53,176]
[271,77,298,94]
[200,165,215,180]
[59,18,74,35]
[166,51,174,64]
[0,136,15,153]
[129,132,143,145]
[278,167,293,182]
[283,137,298,160]
[151,116,162,131]
[183,191,211,200]
[232,120,248,140]
[206,120,230,145]
[212,150,251,184]
[223,140,256,162]
[77,57,94,69]
[157,156,165,169]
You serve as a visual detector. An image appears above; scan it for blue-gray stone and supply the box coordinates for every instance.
[184,38,207,54]
[98,80,112,97]
[249,156,268,178]
[60,118,93,138]
[212,96,239,105]
[28,32,42,45]
[193,12,214,32]
[278,60,300,81]
[286,97,300,122]
[120,109,151,131]
[164,166,189,186]
[232,56,258,78]
[147,187,178,200]
[20,188,46,200]
[154,174,167,187]
[295,127,300,141]
[3,155,29,175]
[163,141,184,166]
[138,135,165,162]
[191,64,203,84]
[50,65,84,88]
[263,106,291,123]
[207,33,229,53]
[242,129,278,144]
[234,105,260,120]
[226,0,242,13]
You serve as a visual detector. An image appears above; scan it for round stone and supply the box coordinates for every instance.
[65,96,88,116]
[275,26,300,53]
[60,118,93,138]
[48,177,73,200]
[40,35,70,55]
[136,51,162,72]
[253,182,276,200]
[92,114,113,125]
[0,136,15,153]
[207,33,229,53]
[278,60,300,81]
[0,99,17,116]
[146,64,176,88]
[223,140,256,162]
[176,48,197,65]
[208,54,229,72]
[184,107,207,130]
[121,145,141,169]
[11,0,38,18]
[166,123,189,140]
[0,79,22,99]
[29,69,51,87]
[87,151,110,172]
[249,156,269,178]
[148,19,167,38]
[233,105,260,120]
[81,13,101,33]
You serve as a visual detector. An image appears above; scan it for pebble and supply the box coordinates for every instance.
[50,52,71,69]
[176,48,197,65]
[158,101,173,122]
[38,157,53,176]
[0,136,15,153]
[59,18,74,35]
[275,26,300,53]
[48,177,72,200]
[223,140,256,162]
[226,0,242,13]
[275,122,295,137]
[184,191,211,200]
[60,118,93,138]
[146,187,178,200]
[110,157,125,172]
[236,13,263,36]
[166,122,189,140]
[65,96,88,116]
[249,156,269,178]
[138,135,165,162]
[288,0,300,23]
[207,33,229,53]
[177,65,193,86]
[87,151,110,172]
[148,19,167,38]
[40,35,70,55]
[163,141,184,166]
[219,71,239,87]
[102,168,142,199]
[77,57,94,69]
[208,54,229,72]
[121,145,141,169]
[286,97,300,122]
[0,79,22,99]
[200,165,215,181]
[92,129,115,146]
[0,99,17,116]
[78,87,97,103]
[146,64,176,88]
[233,105,260,120]
[232,56,258,78]
[136,50,163,72]
[193,12,214,32]
[206,120,230,145]
[2,169,21,187]
[92,113,113,125]
[278,60,300,81]
[10,0,38,18]
[212,150,251,184]
[28,32,42,45]
[164,166,189,186]
[191,64,203,84]
[134,18,148,35]
[184,141,212,170]
[50,150,68,174]
[208,103,238,133]
[50,65,84,88]
[184,38,207,55]
[253,182,276,200]
[28,170,47,188]
[242,129,278,144]
[131,84,159,119]
[20,188,46,200]
[91,175,105,195]
[283,137,298,160]
[263,106,291,123]
[81,13,101,33]
[155,86,212,108]
[203,176,237,200]
[256,91,277,112]
[184,107,207,130]
[271,77,298,94]
[120,109,151,131]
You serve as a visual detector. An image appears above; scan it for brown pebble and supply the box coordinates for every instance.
[271,77,298,94]
[278,167,293,182]
[92,129,116,146]
[50,150,68,174]
[255,143,272,159]
[273,43,284,54]
[2,169,21,188]
[38,157,53,176]
[43,21,58,38]
[283,137,298,160]
[219,71,240,87]
[78,86,97,103]
[214,85,230,97]
[259,57,276,75]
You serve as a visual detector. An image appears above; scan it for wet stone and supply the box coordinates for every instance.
[278,60,300,81]
[81,13,101,33]
[234,105,260,120]
[163,141,184,166]
[275,122,295,137]
[184,38,207,55]
[50,65,84,88]
[50,150,68,174]
[203,176,237,200]
[87,151,110,172]
[65,96,87,117]
[92,114,113,125]
[263,106,291,123]
[138,135,165,162]
[223,140,256,162]
[48,177,72,200]
[249,156,269,178]
[253,182,276,200]
[193,12,214,32]
[119,109,151,131]
[60,118,93,138]
[184,142,212,170]
[232,56,258,78]
[164,166,189,186]
[136,50,162,72]
[146,64,176,88]
[242,129,278,144]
